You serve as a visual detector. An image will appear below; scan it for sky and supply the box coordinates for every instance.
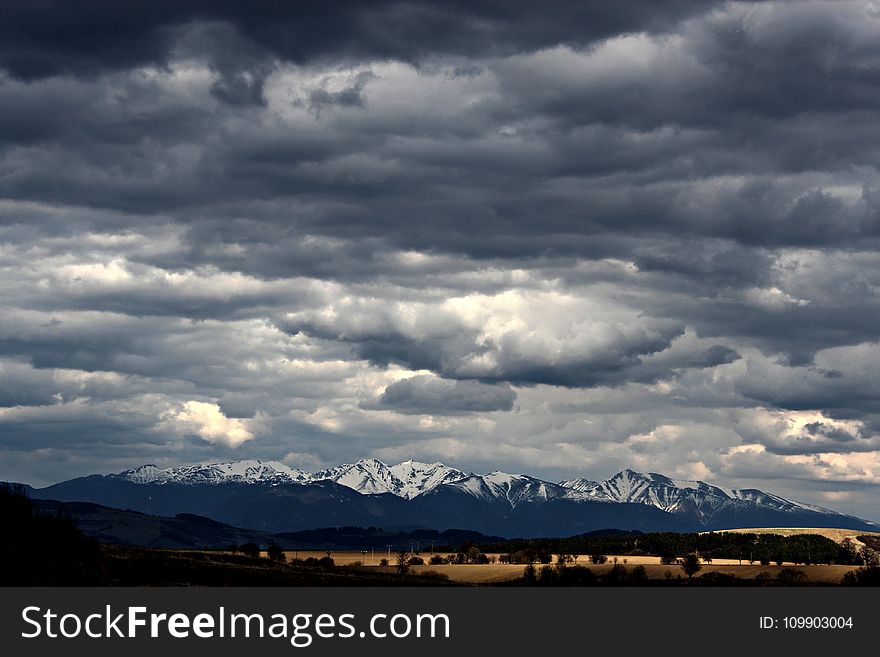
[2,1,880,520]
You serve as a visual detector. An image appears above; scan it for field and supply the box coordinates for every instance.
[284,525,879,585]
[282,550,867,583]
[712,527,880,547]
[282,551,862,584]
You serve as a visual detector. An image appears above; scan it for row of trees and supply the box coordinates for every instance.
[481,531,870,566]
[234,543,335,568]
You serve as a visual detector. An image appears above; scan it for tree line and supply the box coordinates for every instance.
[480,531,875,566]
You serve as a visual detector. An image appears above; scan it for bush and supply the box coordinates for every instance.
[238,543,260,558]
[407,556,425,566]
[842,566,880,586]
[429,555,446,565]
[777,569,806,584]
[604,563,629,584]
[629,564,648,583]
[535,565,597,586]
[266,543,286,562]
[696,571,739,586]
[680,553,702,579]
[590,554,608,564]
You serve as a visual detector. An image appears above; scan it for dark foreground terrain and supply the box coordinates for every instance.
[0,484,451,586]
[3,484,878,586]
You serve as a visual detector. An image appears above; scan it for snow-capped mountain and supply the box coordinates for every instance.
[312,458,467,498]
[115,460,310,486]
[389,460,469,498]
[116,458,468,500]
[311,458,400,496]
[31,458,879,535]
[559,468,839,520]
[442,471,574,507]
[86,458,878,533]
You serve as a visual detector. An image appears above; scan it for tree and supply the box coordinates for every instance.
[629,564,648,583]
[860,546,880,567]
[840,538,859,564]
[396,551,409,574]
[557,553,574,567]
[266,543,286,562]
[659,551,677,565]
[604,563,629,584]
[842,565,880,586]
[680,553,702,579]
[239,542,260,558]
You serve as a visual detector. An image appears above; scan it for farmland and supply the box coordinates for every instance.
[282,549,870,584]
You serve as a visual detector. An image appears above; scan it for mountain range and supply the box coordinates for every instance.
[24,458,878,537]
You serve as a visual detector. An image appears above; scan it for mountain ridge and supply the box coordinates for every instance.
[30,457,875,536]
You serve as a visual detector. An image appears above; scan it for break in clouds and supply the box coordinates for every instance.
[2,0,880,519]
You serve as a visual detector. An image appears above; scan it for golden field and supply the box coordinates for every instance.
[282,551,865,584]
[280,527,878,584]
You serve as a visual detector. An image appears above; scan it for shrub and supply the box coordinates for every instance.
[842,566,880,586]
[238,543,260,558]
[266,543,286,562]
[680,553,702,579]
[777,569,806,584]
[629,564,648,583]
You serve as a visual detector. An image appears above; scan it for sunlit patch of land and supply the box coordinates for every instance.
[710,527,880,546]
[283,549,869,584]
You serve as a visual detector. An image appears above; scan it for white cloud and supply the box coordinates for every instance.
[165,400,255,447]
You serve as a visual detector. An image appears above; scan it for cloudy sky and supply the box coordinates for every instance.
[2,1,880,519]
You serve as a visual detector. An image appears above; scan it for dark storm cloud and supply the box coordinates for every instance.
[0,0,714,80]
[2,1,879,256]
[364,375,516,414]
[4,1,880,510]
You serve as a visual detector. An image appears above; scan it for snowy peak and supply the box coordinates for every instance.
[558,476,599,492]
[312,459,401,496]
[559,469,840,518]
[115,460,310,486]
[313,458,466,499]
[444,470,570,507]
[109,459,857,525]
[388,460,467,498]
[112,457,467,497]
